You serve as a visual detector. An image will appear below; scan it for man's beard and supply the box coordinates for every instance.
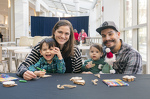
[103,39,116,50]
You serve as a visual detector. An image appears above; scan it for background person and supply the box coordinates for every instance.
[78,29,87,44]
[73,29,79,45]
[96,21,142,74]
[0,32,3,42]
[17,20,82,80]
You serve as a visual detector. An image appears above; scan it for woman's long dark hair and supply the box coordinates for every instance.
[52,20,74,58]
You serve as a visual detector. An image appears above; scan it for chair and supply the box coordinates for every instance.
[32,36,43,46]
[0,46,8,73]
[14,49,31,69]
[19,36,32,47]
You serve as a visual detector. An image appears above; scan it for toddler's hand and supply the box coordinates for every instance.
[53,47,63,60]
[86,61,95,69]
[85,64,92,69]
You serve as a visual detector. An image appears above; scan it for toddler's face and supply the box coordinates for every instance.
[40,42,55,63]
[89,47,102,61]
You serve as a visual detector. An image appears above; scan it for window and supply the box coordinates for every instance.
[125,0,132,27]
[138,27,147,61]
[125,30,132,46]
[138,0,147,24]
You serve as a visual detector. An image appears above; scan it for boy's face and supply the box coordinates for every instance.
[40,42,55,63]
[89,47,102,61]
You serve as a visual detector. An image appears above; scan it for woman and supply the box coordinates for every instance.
[78,29,87,44]
[17,20,82,80]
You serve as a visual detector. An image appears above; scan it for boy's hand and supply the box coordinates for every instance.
[34,71,46,77]
[53,47,63,60]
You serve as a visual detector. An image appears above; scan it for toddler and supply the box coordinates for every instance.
[81,43,110,74]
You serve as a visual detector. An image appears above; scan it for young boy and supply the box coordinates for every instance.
[28,38,66,77]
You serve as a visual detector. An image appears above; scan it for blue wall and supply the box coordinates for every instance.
[31,16,89,36]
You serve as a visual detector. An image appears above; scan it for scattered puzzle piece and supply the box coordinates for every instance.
[94,74,100,78]
[70,77,85,85]
[3,81,17,87]
[87,61,95,68]
[122,75,136,82]
[57,84,76,90]
[92,79,98,85]
[73,80,85,85]
[42,75,52,78]
[70,77,82,82]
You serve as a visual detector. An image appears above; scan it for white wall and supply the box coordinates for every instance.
[103,0,120,28]
[89,8,100,37]
[0,15,4,24]
[15,0,29,38]
[89,0,120,37]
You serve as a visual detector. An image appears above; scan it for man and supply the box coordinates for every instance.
[96,21,142,74]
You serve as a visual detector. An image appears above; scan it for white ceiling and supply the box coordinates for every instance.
[42,0,98,14]
[0,0,98,16]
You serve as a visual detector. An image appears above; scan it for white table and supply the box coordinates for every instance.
[77,45,90,50]
[2,46,30,72]
[77,45,90,59]
[14,49,32,69]
[0,42,16,46]
[14,49,32,54]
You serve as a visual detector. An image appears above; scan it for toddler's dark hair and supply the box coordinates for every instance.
[39,38,56,50]
[90,43,103,53]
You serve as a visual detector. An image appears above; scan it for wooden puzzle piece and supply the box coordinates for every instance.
[94,74,100,78]
[73,79,85,85]
[70,77,82,82]
[92,79,98,85]
[57,84,76,90]
[87,61,95,68]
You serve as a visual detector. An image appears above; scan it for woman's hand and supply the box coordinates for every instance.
[53,47,63,60]
[23,70,37,80]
